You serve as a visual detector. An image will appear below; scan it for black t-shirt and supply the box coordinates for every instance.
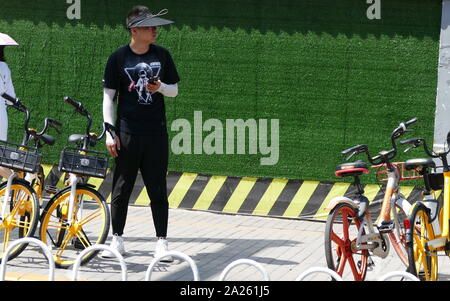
[103,44,180,135]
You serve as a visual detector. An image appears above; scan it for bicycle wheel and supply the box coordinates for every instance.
[406,203,438,281]
[39,186,110,269]
[325,203,369,281]
[388,202,409,266]
[0,180,39,262]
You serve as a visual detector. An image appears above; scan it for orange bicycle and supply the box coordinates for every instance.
[325,118,418,280]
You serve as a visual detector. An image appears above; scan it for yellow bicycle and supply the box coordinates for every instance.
[400,132,450,280]
[39,97,112,268]
[0,93,61,262]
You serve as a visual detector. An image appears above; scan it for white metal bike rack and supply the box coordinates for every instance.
[71,244,128,281]
[295,267,343,281]
[219,259,270,281]
[0,237,55,281]
[145,251,199,281]
[378,271,420,281]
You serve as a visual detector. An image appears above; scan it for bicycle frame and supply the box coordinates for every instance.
[422,171,449,250]
[329,165,411,258]
[443,171,450,240]
[378,166,400,225]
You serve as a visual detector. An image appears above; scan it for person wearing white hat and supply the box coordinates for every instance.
[100,5,180,261]
[0,33,19,179]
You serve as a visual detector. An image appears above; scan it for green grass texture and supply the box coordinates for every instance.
[0,0,441,183]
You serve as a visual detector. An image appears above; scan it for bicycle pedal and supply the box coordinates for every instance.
[45,185,59,194]
[377,220,394,233]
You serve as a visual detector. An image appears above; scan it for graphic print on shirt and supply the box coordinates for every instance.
[124,62,161,105]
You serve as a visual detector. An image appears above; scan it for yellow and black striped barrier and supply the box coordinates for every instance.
[30,164,437,221]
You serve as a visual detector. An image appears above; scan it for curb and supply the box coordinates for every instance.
[37,164,433,221]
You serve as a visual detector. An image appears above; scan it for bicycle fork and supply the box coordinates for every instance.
[0,172,17,221]
[67,174,85,227]
[420,195,445,250]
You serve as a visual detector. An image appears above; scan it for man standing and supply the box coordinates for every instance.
[101,6,179,261]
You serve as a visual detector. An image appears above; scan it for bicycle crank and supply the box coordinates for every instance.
[371,234,390,258]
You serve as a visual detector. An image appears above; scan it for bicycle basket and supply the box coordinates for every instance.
[0,140,42,173]
[58,147,109,178]
[372,162,422,182]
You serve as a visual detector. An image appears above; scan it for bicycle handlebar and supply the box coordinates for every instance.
[63,96,117,149]
[390,117,417,140]
[400,133,450,171]
[64,96,89,117]
[1,92,27,113]
[342,118,417,165]
[2,92,62,147]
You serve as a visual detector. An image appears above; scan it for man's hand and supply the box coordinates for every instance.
[106,135,121,158]
[146,78,161,93]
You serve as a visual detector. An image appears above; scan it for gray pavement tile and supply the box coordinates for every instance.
[2,206,450,281]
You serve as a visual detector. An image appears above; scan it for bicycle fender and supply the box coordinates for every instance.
[394,194,412,215]
[0,177,33,188]
[74,183,97,190]
[404,202,428,245]
[327,196,358,211]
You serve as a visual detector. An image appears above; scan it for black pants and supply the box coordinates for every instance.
[111,131,169,237]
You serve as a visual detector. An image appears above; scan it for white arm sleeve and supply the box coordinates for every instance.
[102,88,116,144]
[0,63,16,106]
[157,82,178,98]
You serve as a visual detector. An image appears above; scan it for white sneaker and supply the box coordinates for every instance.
[154,238,173,262]
[101,234,126,258]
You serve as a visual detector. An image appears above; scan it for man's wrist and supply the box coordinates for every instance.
[157,81,166,93]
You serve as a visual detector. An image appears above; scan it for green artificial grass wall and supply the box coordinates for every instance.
[0,0,441,183]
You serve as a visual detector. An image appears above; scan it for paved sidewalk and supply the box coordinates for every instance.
[3,205,450,281]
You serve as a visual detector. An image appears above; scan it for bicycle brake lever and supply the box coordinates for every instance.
[345,151,356,161]
[404,146,414,153]
[52,125,62,134]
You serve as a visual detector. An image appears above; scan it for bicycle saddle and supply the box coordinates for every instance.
[40,134,55,146]
[335,160,369,178]
[68,134,88,144]
[404,158,435,171]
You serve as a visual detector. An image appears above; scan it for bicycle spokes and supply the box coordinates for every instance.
[40,187,109,268]
[407,205,438,281]
[325,204,368,281]
[0,182,39,261]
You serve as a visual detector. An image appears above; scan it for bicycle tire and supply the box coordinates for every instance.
[325,203,369,281]
[388,202,410,266]
[0,180,39,262]
[406,203,438,281]
[39,185,110,269]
